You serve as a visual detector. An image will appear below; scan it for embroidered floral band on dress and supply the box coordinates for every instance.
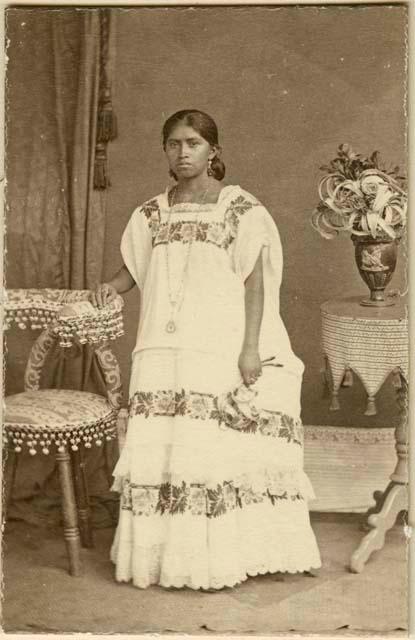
[3,289,124,348]
[120,478,304,519]
[142,193,259,251]
[153,221,229,249]
[128,388,303,445]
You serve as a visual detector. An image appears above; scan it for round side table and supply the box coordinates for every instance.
[321,296,408,416]
[320,296,409,573]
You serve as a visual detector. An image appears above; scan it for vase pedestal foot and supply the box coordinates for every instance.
[360,296,395,308]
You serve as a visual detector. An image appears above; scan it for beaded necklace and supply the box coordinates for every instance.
[164,183,210,333]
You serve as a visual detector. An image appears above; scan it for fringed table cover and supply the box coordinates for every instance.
[321,296,408,416]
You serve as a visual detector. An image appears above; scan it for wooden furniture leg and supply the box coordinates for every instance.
[103,439,115,488]
[323,356,342,411]
[359,489,386,532]
[2,445,19,521]
[56,448,82,576]
[70,447,94,549]
[341,367,354,388]
[322,355,331,396]
[349,373,408,573]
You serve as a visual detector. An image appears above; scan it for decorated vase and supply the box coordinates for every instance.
[352,234,399,307]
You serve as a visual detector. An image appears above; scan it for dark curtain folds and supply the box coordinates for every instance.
[6,8,114,290]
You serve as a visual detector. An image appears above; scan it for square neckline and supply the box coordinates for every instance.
[161,184,239,212]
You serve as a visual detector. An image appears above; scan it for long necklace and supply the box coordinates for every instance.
[164,183,210,333]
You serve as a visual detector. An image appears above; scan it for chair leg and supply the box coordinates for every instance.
[70,447,94,549]
[103,439,115,488]
[3,446,19,521]
[56,448,82,576]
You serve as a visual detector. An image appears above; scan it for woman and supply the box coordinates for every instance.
[93,109,321,590]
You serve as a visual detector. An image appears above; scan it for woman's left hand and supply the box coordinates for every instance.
[238,348,262,386]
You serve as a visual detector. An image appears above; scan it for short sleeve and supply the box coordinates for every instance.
[231,206,283,287]
[120,207,153,291]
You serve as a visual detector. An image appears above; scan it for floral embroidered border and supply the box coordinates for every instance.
[121,478,304,518]
[153,221,227,249]
[141,199,160,230]
[223,194,258,247]
[128,389,303,445]
[140,194,258,250]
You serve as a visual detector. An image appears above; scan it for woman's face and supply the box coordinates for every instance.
[165,124,215,180]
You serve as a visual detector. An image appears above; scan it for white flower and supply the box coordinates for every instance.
[181,223,195,242]
[359,173,399,237]
[132,488,157,515]
[189,394,210,419]
[155,391,175,414]
[190,487,206,514]
[157,225,169,243]
[206,224,225,245]
[232,384,257,404]
[360,174,394,211]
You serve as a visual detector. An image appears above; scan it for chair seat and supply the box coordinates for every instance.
[4,389,118,455]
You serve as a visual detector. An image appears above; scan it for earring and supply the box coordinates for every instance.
[207,158,213,177]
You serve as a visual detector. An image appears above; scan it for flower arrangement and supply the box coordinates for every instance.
[311,144,407,240]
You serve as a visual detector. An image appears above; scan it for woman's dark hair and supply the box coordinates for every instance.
[162,109,226,181]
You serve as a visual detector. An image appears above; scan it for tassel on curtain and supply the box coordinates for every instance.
[94,9,117,190]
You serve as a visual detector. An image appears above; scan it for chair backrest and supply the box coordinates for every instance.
[4,289,124,410]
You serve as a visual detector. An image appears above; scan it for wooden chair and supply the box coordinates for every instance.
[3,288,124,576]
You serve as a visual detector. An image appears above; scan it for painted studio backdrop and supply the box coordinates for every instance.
[5,6,407,519]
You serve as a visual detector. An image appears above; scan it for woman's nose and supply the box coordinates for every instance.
[178,143,189,157]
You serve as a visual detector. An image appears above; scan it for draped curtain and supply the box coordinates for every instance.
[6,8,115,290]
[5,8,119,526]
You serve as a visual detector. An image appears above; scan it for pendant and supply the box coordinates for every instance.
[166,320,176,333]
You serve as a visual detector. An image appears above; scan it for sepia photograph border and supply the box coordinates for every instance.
[0,1,413,639]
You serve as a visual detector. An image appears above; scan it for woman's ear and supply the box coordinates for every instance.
[210,144,221,160]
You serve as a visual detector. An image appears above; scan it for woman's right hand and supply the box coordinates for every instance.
[90,283,118,309]
[238,348,262,386]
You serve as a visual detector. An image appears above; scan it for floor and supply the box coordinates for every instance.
[1,512,408,635]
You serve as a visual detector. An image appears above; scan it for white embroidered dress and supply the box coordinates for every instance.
[110,184,321,589]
